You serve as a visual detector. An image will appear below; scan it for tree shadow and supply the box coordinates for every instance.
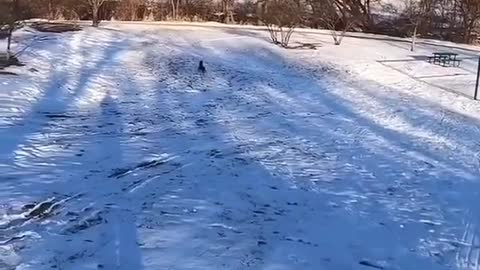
[0,30,127,168]
[93,93,143,270]
[0,29,143,269]
[9,88,144,269]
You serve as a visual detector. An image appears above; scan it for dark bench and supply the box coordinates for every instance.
[429,52,461,67]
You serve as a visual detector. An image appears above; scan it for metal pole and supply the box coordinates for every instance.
[474,56,480,100]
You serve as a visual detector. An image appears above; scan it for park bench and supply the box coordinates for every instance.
[428,52,461,67]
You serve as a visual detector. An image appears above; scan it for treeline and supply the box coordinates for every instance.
[2,0,480,44]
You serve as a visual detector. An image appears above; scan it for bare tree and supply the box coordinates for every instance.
[0,0,33,68]
[403,0,425,51]
[0,0,21,61]
[43,0,68,20]
[88,0,107,26]
[259,0,303,47]
[143,0,156,20]
[0,8,9,55]
[222,0,235,23]
[185,0,216,21]
[456,0,480,43]
[322,0,356,45]
[170,0,177,19]
[335,0,374,30]
[116,0,145,20]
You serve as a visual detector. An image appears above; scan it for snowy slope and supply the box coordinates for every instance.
[1,23,480,270]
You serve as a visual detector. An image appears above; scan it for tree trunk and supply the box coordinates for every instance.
[365,0,371,28]
[131,3,136,21]
[464,23,471,43]
[229,7,235,24]
[48,0,53,21]
[5,0,19,61]
[411,22,418,51]
[464,20,475,43]
[176,0,180,18]
[185,0,189,17]
[92,7,99,26]
[6,27,13,61]
[223,0,228,23]
[222,0,234,24]
[171,0,177,20]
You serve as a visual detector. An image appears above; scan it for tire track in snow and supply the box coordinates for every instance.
[456,219,480,270]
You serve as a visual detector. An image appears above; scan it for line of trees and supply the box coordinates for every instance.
[2,0,480,47]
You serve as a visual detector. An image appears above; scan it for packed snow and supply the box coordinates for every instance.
[1,22,480,270]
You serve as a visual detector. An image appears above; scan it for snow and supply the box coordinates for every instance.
[1,22,480,270]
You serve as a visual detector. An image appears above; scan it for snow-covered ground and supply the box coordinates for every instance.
[1,22,480,270]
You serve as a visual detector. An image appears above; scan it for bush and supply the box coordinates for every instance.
[259,0,303,47]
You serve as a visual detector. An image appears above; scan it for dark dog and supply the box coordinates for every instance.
[198,60,206,73]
